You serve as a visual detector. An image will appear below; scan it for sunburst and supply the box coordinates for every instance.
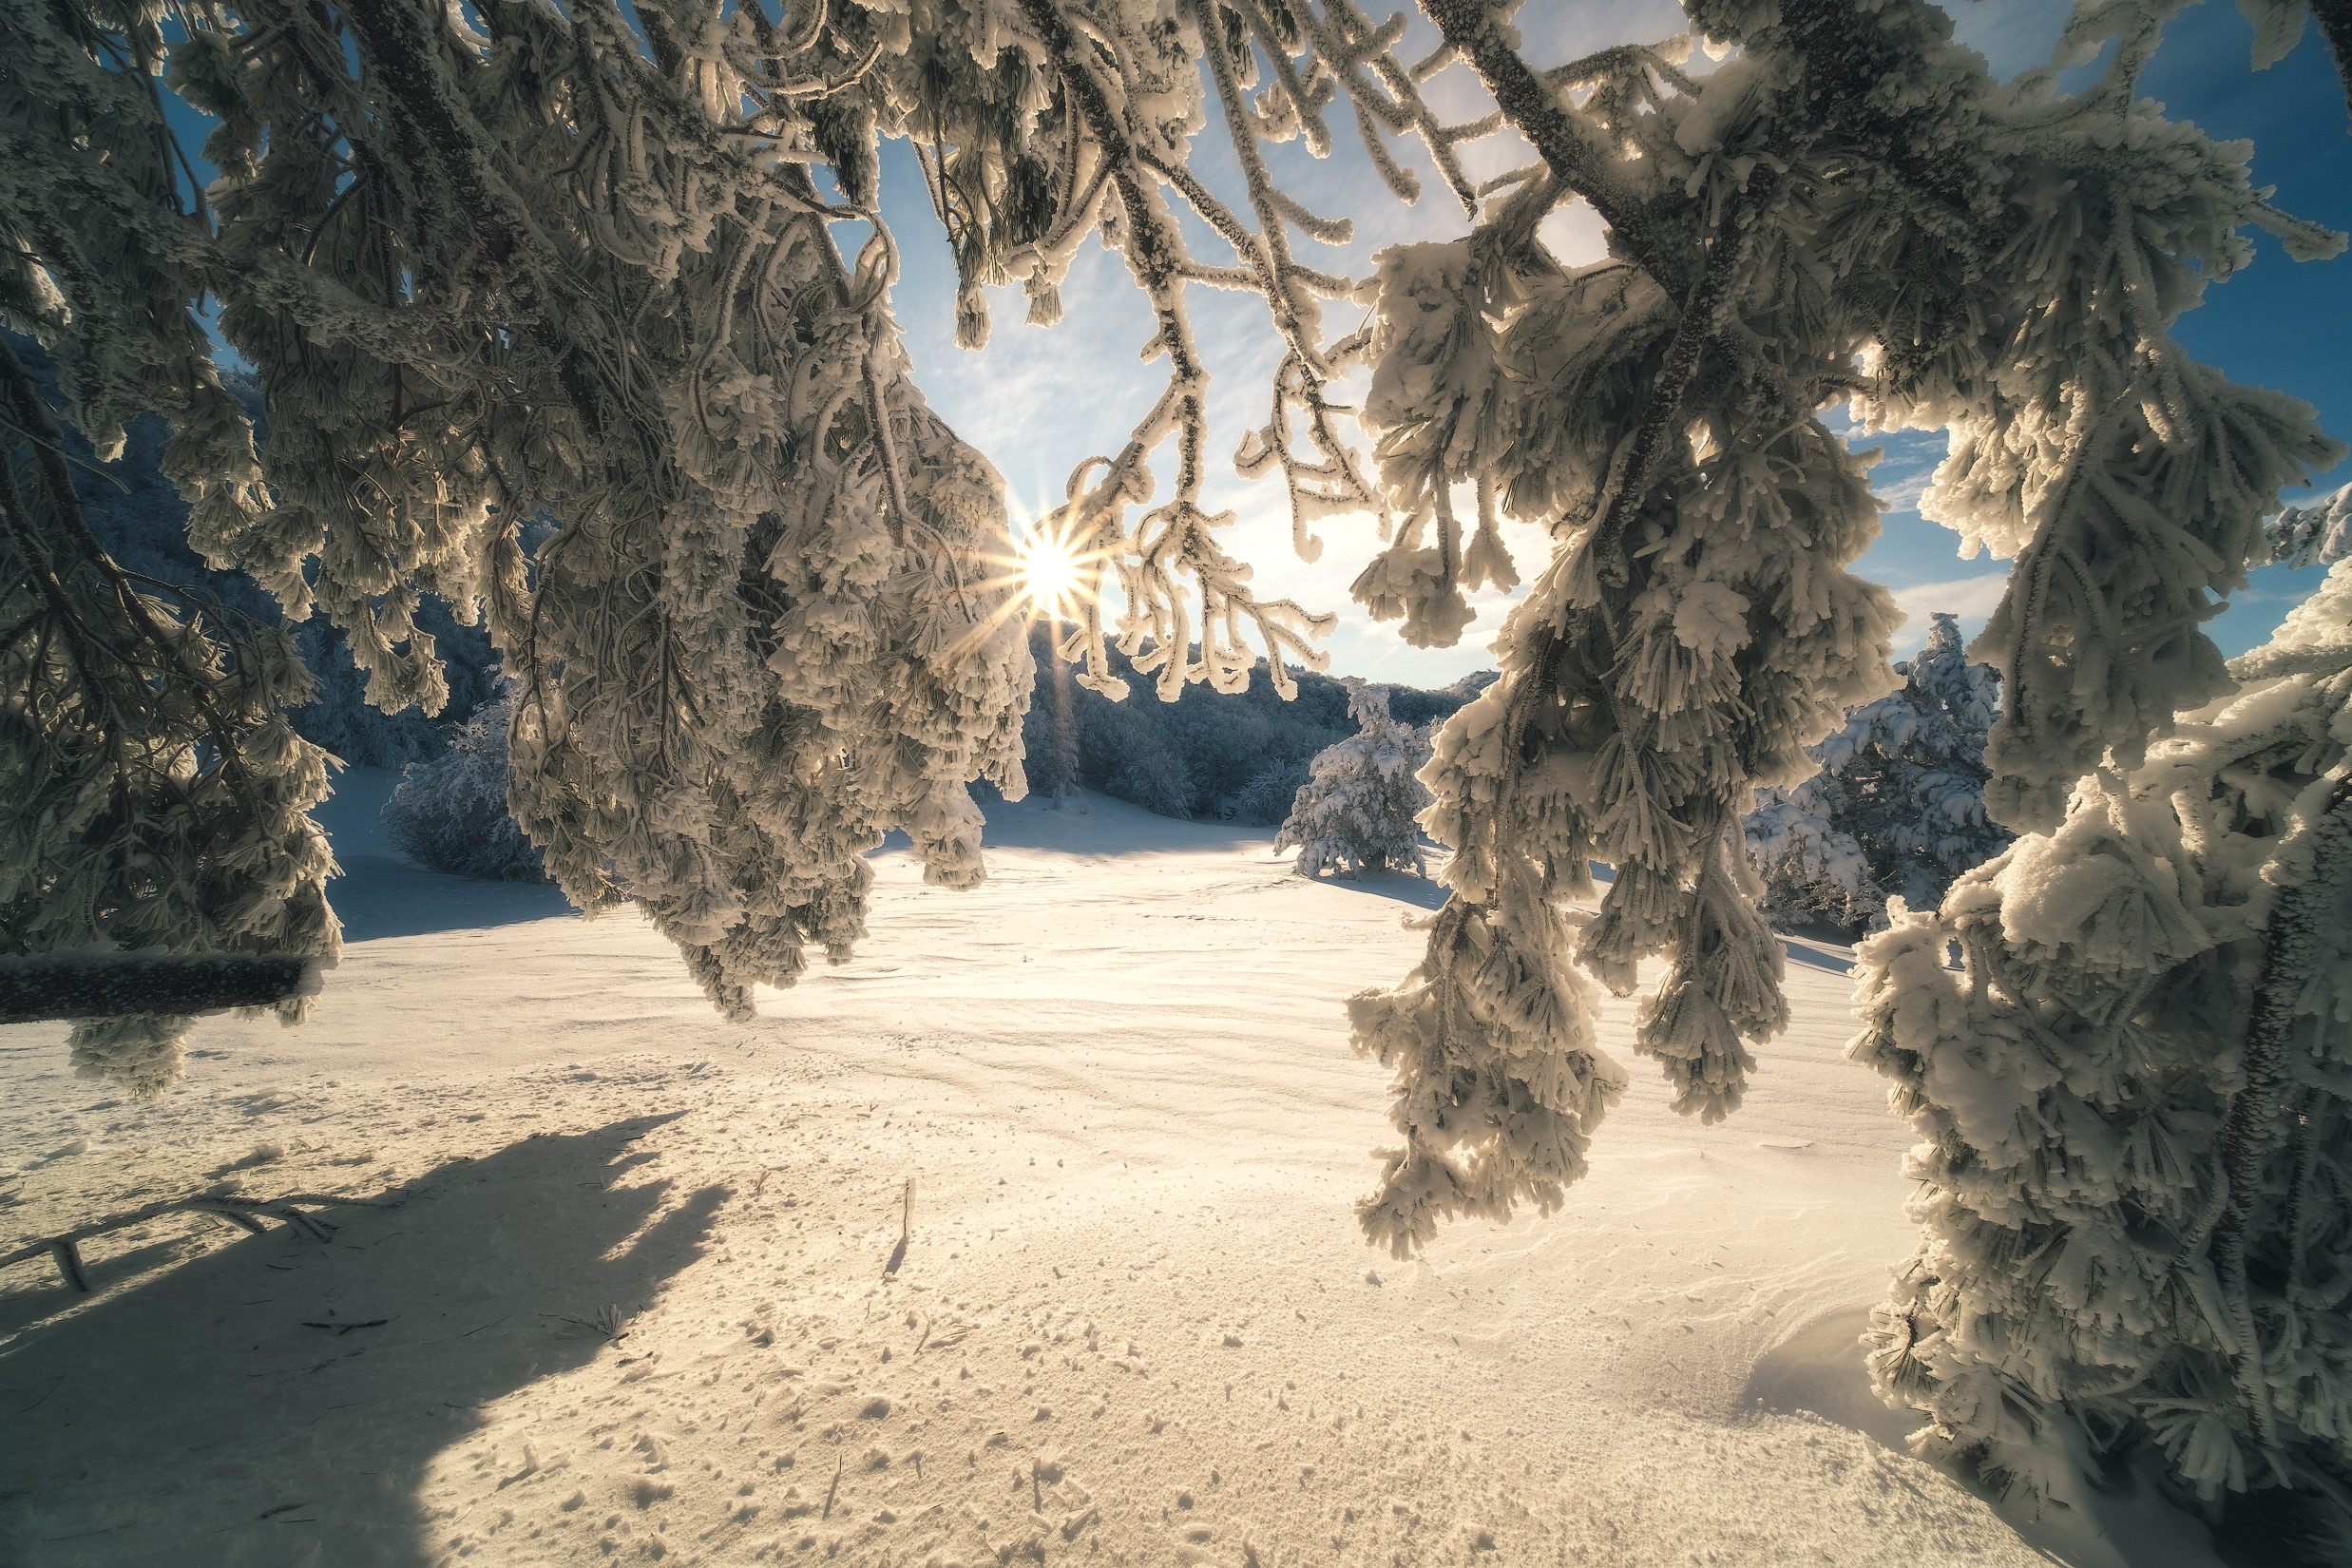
[1018,527,1086,617]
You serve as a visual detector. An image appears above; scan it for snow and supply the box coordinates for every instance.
[0,776,2217,1565]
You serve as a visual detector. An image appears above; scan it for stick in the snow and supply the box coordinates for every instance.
[883,1176,914,1276]
[48,1238,86,1292]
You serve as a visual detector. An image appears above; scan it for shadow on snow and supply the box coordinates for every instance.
[1,1117,725,1567]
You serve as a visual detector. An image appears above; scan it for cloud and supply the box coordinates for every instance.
[1872,468,1937,514]
[1885,572,2012,653]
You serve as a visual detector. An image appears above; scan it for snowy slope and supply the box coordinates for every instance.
[0,781,2213,1567]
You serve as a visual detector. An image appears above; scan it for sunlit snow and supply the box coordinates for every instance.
[0,775,2221,1566]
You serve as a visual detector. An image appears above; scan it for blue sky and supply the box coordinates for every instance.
[874,0,2352,685]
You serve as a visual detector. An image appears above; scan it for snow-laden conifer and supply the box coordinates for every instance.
[8,0,1047,1052]
[1747,614,2008,934]
[1743,786,1880,935]
[1851,554,2352,1521]
[0,335,337,1094]
[1275,683,1428,879]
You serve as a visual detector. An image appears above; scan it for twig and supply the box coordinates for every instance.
[13,1374,67,1414]
[883,1176,914,1276]
[552,1304,627,1341]
[300,1318,388,1335]
[821,1450,844,1519]
[3,1188,392,1291]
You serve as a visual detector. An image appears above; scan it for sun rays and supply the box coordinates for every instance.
[935,512,1111,670]
[1018,529,1084,616]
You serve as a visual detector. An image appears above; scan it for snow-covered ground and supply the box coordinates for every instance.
[1,775,2215,1566]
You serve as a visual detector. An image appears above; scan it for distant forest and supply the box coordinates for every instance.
[991,629,1488,824]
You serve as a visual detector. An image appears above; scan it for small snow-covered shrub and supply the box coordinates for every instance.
[1744,785,1878,934]
[1275,684,1429,879]
[1231,761,1306,826]
[380,697,547,882]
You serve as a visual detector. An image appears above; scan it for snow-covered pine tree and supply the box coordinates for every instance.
[1742,782,1881,935]
[1851,552,2352,1531]
[1746,612,2007,935]
[1275,682,1428,878]
[8,0,1061,1066]
[18,0,1523,1069]
[1344,0,2340,1242]
[1334,2,2348,1532]
[1,334,336,1091]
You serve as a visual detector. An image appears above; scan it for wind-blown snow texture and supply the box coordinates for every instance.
[1,783,2222,1568]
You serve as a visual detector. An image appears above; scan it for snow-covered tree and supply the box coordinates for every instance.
[380,693,549,883]
[1275,682,1429,878]
[7,0,1042,1062]
[2,332,336,1092]
[1852,554,2352,1529]
[1743,786,1879,935]
[1326,0,2348,1535]
[1747,612,2008,935]
[1343,0,2338,1224]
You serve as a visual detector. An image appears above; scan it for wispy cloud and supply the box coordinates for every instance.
[1872,469,1936,514]
[1886,572,2012,654]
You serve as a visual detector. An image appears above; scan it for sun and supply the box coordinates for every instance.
[1020,531,1083,615]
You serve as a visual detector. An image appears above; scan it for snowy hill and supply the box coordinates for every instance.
[0,783,2218,1566]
